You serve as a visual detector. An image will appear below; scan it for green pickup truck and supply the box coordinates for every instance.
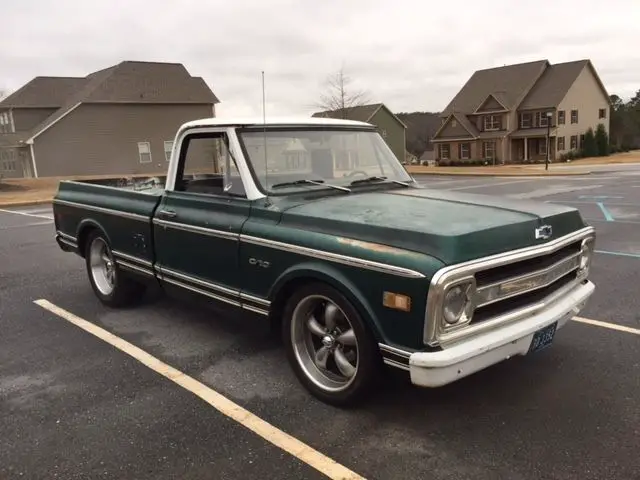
[52,117,596,406]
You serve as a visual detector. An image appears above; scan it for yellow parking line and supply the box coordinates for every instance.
[34,299,366,480]
[573,316,640,336]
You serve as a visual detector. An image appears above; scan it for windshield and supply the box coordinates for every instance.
[237,128,413,194]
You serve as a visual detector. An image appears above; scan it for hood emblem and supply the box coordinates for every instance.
[535,225,553,240]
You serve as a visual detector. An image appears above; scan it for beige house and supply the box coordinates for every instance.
[0,61,219,178]
[431,59,610,164]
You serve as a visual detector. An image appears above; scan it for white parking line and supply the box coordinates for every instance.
[33,299,366,480]
[573,316,640,336]
[0,208,53,220]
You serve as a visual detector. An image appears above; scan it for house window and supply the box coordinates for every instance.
[482,141,495,159]
[137,142,152,163]
[0,112,8,133]
[558,110,565,125]
[599,108,606,119]
[570,135,578,149]
[164,141,173,162]
[1,149,16,171]
[439,144,450,160]
[519,113,532,128]
[537,112,551,127]
[557,136,565,151]
[450,119,457,128]
[580,134,585,146]
[483,115,501,131]
[538,138,547,155]
[571,109,578,124]
[459,143,470,159]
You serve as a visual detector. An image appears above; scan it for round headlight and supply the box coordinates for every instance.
[579,239,594,272]
[442,281,475,325]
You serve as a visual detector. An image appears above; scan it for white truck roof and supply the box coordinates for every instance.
[180,116,375,129]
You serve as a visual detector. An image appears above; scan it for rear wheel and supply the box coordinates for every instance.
[282,282,381,407]
[84,230,146,308]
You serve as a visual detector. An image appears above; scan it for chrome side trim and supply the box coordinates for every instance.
[383,358,411,371]
[156,265,271,308]
[153,218,238,241]
[53,199,149,222]
[241,304,269,316]
[57,230,77,242]
[240,234,426,279]
[378,343,412,358]
[159,274,242,308]
[116,260,154,277]
[112,250,153,268]
[424,226,596,346]
[58,237,78,249]
[475,251,581,308]
[239,292,271,307]
[158,265,239,297]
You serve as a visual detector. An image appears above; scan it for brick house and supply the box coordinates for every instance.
[430,59,610,164]
[0,61,219,178]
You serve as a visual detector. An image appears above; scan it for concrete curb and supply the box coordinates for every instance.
[0,199,53,208]
[407,170,592,177]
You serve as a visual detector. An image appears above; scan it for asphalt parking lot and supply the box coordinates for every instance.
[1,166,639,480]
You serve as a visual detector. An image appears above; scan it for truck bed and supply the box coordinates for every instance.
[53,177,166,268]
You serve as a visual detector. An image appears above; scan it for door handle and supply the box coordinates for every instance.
[158,209,177,219]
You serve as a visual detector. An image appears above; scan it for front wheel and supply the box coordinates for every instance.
[84,230,146,308]
[282,282,382,407]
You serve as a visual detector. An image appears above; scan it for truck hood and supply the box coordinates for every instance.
[277,187,587,265]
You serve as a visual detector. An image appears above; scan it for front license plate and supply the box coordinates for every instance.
[528,321,558,354]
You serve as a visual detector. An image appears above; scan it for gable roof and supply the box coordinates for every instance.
[0,60,220,145]
[441,60,549,116]
[312,103,407,129]
[518,59,607,110]
[473,92,509,113]
[432,112,479,139]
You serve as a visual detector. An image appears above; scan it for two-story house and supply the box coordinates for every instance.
[430,59,610,164]
[0,61,219,178]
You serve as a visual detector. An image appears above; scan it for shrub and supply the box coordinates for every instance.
[581,128,598,157]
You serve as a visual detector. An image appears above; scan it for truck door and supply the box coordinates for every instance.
[153,129,250,308]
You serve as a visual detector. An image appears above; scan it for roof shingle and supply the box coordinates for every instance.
[517,60,588,110]
[441,60,549,115]
[0,77,87,108]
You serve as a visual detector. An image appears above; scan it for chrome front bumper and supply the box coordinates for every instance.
[409,279,595,388]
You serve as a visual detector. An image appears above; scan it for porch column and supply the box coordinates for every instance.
[524,138,528,161]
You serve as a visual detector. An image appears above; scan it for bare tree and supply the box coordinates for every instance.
[0,89,7,101]
[316,68,371,118]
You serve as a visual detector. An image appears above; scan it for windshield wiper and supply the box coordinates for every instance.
[349,175,411,187]
[271,178,351,192]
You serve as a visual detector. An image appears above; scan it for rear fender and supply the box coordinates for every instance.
[76,218,112,257]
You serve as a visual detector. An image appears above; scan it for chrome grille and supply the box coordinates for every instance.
[424,227,595,347]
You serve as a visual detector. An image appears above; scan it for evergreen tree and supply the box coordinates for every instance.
[581,127,598,157]
[594,123,609,156]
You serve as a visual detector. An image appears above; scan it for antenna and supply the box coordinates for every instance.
[261,71,268,194]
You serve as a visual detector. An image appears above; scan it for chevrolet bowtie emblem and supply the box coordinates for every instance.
[535,225,553,240]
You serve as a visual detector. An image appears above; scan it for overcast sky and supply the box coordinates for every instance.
[2,0,639,117]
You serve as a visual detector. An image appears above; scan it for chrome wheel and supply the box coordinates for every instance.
[89,237,116,296]
[291,295,359,392]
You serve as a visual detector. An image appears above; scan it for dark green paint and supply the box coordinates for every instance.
[53,177,588,351]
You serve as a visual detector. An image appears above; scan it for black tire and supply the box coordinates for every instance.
[282,282,382,407]
[84,229,146,308]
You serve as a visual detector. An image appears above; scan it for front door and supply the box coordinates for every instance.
[153,129,251,308]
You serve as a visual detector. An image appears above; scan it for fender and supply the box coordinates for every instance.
[269,261,387,343]
[75,218,112,256]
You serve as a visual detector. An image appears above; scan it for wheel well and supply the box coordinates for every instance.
[77,225,98,258]
[268,275,379,342]
[268,276,317,335]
